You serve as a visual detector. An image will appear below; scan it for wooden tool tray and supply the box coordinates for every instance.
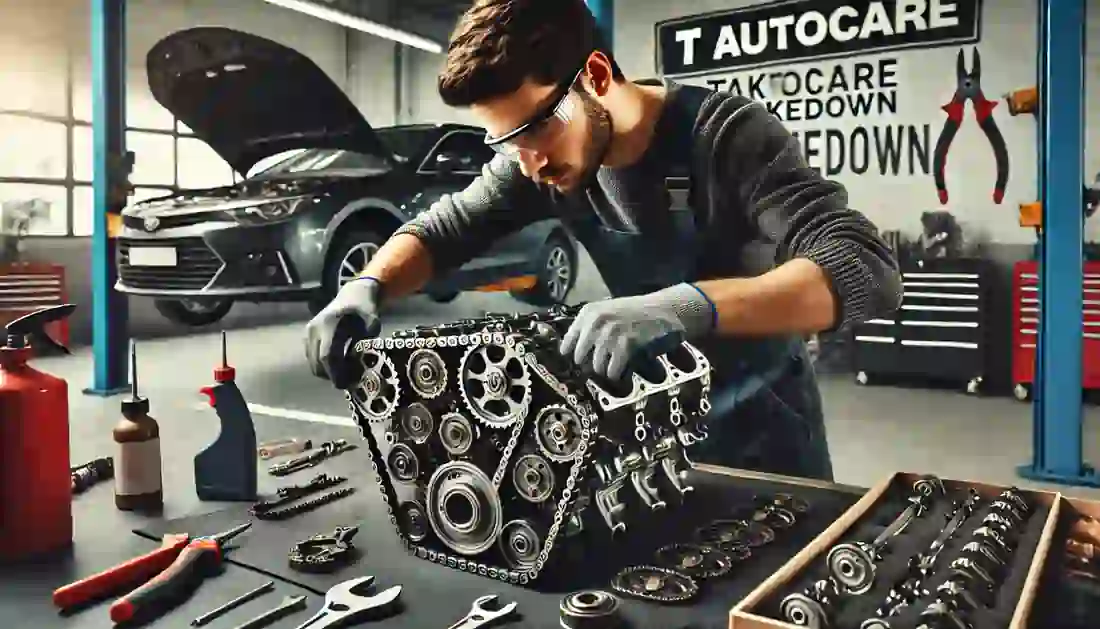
[729,472,1060,629]
[1024,494,1100,628]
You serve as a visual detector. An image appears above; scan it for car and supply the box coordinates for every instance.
[114,26,579,327]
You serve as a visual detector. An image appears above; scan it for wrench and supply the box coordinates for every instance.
[294,576,402,629]
[446,595,518,629]
[231,595,308,629]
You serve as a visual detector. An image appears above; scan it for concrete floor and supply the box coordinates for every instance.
[40,290,1100,505]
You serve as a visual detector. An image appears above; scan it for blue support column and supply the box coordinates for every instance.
[1018,0,1098,486]
[585,0,614,51]
[84,0,131,397]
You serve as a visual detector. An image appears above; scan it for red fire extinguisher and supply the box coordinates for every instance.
[0,304,78,562]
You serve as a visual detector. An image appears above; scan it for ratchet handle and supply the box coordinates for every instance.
[110,540,222,623]
[53,535,189,609]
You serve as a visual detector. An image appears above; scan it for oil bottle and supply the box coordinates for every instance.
[113,342,163,512]
[194,331,257,501]
[0,304,78,562]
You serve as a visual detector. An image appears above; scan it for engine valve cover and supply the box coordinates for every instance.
[344,305,713,585]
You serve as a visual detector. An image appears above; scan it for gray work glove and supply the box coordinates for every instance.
[304,277,383,389]
[559,283,715,381]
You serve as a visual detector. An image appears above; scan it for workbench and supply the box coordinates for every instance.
[1,410,873,629]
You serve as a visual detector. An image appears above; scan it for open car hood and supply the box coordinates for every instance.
[146,27,392,174]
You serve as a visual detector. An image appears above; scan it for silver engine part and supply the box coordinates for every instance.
[344,304,713,586]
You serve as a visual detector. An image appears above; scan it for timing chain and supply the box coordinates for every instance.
[346,326,600,585]
[253,487,356,521]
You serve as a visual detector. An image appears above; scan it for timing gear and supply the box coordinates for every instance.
[399,402,435,444]
[535,404,584,462]
[288,525,359,573]
[610,565,699,604]
[654,543,734,579]
[386,443,420,484]
[351,348,400,421]
[695,519,775,549]
[498,519,544,570]
[512,453,555,503]
[426,461,504,556]
[344,305,714,586]
[559,590,623,629]
[407,348,447,398]
[459,343,532,428]
[439,412,476,455]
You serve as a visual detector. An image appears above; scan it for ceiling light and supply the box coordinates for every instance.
[263,0,444,53]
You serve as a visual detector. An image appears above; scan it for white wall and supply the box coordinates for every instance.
[616,0,1097,244]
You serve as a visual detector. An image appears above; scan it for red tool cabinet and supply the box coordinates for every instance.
[0,263,68,347]
[1011,260,1100,400]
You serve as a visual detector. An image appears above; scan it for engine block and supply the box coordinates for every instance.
[344,304,714,585]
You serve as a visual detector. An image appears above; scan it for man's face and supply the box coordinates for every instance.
[472,67,612,192]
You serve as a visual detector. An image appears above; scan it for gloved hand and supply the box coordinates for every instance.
[304,277,383,389]
[560,283,715,381]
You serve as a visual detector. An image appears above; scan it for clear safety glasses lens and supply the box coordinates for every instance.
[489,91,579,156]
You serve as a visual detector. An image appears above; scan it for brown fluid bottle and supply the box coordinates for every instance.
[113,343,163,512]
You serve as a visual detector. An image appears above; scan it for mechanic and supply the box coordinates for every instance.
[305,0,902,481]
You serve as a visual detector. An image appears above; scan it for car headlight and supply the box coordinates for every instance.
[233,198,310,224]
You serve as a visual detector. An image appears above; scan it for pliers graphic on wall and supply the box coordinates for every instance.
[932,48,1010,205]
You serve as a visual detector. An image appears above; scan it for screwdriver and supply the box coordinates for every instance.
[53,533,190,610]
[109,521,252,624]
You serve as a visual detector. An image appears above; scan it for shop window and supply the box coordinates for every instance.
[177,137,234,189]
[0,37,67,116]
[0,115,67,180]
[126,74,175,131]
[72,185,173,237]
[177,120,192,134]
[0,183,67,236]
[125,131,176,186]
[72,124,93,183]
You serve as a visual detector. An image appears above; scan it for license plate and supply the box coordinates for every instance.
[128,247,178,267]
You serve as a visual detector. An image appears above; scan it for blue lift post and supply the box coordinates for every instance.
[1018,0,1098,486]
[84,0,131,397]
[585,0,614,51]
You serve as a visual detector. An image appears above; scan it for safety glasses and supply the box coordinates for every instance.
[484,68,586,156]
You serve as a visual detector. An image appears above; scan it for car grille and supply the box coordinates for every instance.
[118,237,223,290]
[123,211,229,231]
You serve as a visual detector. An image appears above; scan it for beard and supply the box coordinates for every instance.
[542,90,612,192]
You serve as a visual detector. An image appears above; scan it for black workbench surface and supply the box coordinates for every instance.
[0,419,865,629]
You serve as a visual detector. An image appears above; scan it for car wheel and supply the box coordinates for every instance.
[320,228,385,305]
[153,298,233,327]
[510,233,576,306]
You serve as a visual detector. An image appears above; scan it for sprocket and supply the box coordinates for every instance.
[610,565,699,603]
[351,348,400,422]
[459,343,532,429]
[534,404,585,463]
[407,348,447,398]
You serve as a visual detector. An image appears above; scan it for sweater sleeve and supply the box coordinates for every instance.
[703,95,903,329]
[393,153,554,273]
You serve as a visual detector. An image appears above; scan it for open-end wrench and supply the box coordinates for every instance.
[294,576,402,629]
[446,595,518,629]
[231,595,308,629]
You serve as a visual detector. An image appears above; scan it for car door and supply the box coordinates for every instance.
[419,131,545,290]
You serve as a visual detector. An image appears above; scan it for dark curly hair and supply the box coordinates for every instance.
[437,0,623,107]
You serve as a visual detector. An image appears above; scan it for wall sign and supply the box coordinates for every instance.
[655,0,983,77]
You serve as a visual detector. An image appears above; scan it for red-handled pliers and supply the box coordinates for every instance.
[932,48,1010,205]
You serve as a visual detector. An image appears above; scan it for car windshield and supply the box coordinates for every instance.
[375,126,436,163]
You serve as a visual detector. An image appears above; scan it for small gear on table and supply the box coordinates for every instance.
[654,543,735,578]
[695,518,775,549]
[610,565,699,604]
[288,525,360,573]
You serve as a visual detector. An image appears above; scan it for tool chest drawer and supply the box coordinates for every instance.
[1010,260,1100,400]
[852,258,988,391]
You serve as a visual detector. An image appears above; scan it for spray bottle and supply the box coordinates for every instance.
[113,342,163,512]
[0,304,77,561]
[194,331,257,501]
